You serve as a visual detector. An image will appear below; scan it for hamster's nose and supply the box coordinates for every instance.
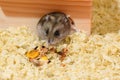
[48,39,54,44]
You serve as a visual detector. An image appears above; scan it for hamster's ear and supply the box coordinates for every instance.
[45,15,50,21]
[67,16,78,34]
[67,16,74,25]
[45,15,55,21]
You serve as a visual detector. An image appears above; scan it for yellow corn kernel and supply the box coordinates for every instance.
[26,50,39,59]
[41,56,48,60]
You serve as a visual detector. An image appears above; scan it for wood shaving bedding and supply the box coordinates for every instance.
[0,26,120,80]
[92,0,120,34]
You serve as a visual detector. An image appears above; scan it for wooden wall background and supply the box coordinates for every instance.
[0,0,92,34]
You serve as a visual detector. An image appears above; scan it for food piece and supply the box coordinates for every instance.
[40,46,48,54]
[47,60,51,64]
[34,46,38,50]
[25,46,51,66]
[25,45,68,66]
[25,50,39,59]
[29,59,41,66]
[29,55,49,66]
[49,47,56,52]
[38,55,49,65]
[58,48,68,61]
[41,55,48,60]
[59,52,66,61]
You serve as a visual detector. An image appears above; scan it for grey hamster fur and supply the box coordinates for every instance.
[37,12,76,45]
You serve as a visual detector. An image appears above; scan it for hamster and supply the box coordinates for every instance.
[37,12,76,45]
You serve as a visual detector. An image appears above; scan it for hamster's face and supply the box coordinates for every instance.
[37,12,74,45]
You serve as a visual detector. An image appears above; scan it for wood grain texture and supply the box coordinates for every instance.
[0,0,92,18]
[0,0,92,35]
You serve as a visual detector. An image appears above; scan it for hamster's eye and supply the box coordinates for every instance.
[46,29,49,35]
[54,30,60,37]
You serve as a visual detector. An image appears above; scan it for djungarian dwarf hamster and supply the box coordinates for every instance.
[37,12,76,45]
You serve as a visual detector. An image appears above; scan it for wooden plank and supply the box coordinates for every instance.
[0,0,92,6]
[0,0,92,35]
[0,0,92,18]
[2,6,91,18]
